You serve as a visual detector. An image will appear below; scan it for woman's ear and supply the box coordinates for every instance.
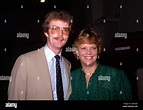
[75,50,80,59]
[75,50,79,56]
[73,47,79,59]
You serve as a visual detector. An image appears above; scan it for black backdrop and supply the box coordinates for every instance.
[0,0,143,101]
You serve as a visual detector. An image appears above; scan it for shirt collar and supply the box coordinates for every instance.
[44,44,62,62]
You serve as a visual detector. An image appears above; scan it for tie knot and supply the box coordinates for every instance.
[55,55,60,61]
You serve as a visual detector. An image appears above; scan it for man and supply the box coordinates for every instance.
[8,10,73,100]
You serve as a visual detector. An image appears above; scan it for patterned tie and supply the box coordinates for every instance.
[55,55,64,100]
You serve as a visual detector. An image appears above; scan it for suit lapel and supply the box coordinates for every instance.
[62,57,71,98]
[34,47,53,98]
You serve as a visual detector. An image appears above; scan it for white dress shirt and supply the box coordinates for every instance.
[44,45,68,100]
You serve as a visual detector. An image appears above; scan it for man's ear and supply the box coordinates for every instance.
[44,32,49,38]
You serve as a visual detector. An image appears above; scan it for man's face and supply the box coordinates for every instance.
[44,20,70,52]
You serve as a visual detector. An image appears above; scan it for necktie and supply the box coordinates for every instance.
[55,55,64,100]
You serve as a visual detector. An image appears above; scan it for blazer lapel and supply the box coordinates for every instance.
[62,57,71,99]
[34,47,53,98]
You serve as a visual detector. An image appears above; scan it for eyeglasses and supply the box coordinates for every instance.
[49,25,71,35]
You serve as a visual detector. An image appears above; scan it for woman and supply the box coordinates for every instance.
[69,28,133,100]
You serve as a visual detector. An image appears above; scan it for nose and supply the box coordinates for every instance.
[87,48,91,54]
[59,28,63,36]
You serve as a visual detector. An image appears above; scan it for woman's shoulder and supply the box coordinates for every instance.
[100,63,123,71]
[71,67,81,73]
[70,68,82,80]
[99,63,125,76]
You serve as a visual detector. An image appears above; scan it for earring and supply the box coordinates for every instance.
[98,55,100,59]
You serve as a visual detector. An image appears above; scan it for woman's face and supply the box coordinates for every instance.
[76,43,98,67]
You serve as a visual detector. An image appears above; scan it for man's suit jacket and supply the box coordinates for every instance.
[8,47,71,100]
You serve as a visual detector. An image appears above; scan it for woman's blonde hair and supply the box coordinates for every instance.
[73,28,103,59]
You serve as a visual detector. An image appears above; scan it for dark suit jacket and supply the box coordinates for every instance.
[8,47,71,100]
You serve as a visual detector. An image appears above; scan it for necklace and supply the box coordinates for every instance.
[82,68,93,76]
[85,73,92,76]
